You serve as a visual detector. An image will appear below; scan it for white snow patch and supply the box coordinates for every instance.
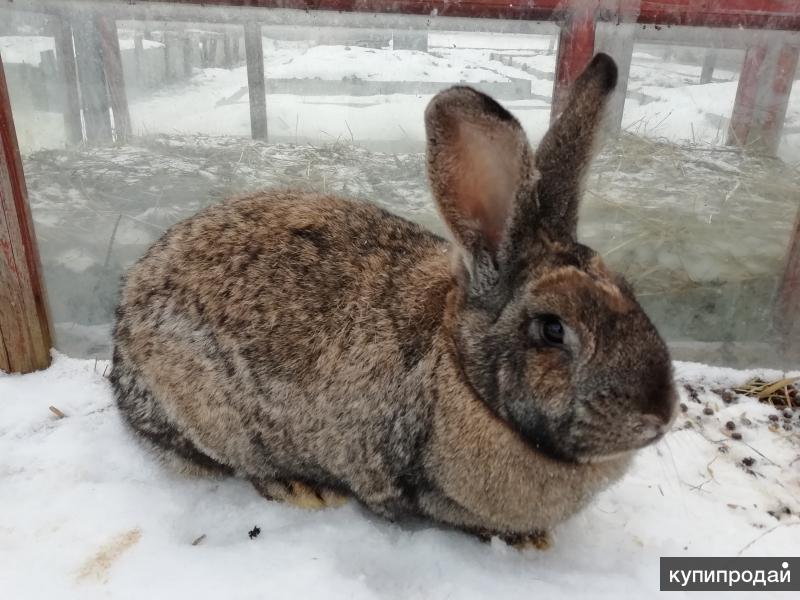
[268,45,510,83]
[0,35,55,66]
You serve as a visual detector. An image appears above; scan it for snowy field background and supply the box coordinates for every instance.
[0,353,798,599]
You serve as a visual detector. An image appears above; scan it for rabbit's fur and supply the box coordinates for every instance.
[111,54,676,543]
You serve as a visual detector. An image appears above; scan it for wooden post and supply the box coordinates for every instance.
[96,15,132,143]
[183,34,195,78]
[52,16,83,145]
[72,15,114,144]
[727,40,798,153]
[760,42,799,152]
[134,33,144,86]
[594,21,634,135]
[244,22,267,141]
[700,50,717,84]
[39,50,57,112]
[728,44,769,148]
[223,31,235,68]
[0,54,53,374]
[164,31,183,82]
[393,30,428,51]
[776,209,800,359]
[551,0,598,119]
[232,35,241,64]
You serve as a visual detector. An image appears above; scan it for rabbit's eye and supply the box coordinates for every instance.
[539,316,565,345]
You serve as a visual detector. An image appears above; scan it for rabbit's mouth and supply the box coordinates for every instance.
[576,412,676,464]
[580,425,670,464]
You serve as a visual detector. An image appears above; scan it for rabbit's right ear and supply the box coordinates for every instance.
[425,86,537,292]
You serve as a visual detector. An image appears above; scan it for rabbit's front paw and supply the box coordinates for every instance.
[250,478,349,510]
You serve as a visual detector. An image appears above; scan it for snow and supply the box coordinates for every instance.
[1,353,798,599]
[0,35,55,66]
[118,38,164,51]
[267,45,510,83]
[429,31,554,51]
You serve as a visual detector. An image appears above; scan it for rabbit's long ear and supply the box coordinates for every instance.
[425,86,537,289]
[534,53,617,241]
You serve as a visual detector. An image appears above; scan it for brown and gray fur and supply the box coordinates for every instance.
[111,54,676,544]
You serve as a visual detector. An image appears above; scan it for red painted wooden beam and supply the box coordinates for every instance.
[126,0,800,30]
[0,54,53,373]
[7,1,800,30]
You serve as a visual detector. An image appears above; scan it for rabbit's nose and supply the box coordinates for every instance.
[643,383,678,427]
[636,414,670,445]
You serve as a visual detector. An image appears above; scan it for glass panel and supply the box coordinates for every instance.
[1,1,798,368]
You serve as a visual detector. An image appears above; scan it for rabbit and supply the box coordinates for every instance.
[110,53,676,548]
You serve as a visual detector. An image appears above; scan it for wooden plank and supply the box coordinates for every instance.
[96,14,132,143]
[244,21,267,141]
[0,53,52,374]
[51,15,83,145]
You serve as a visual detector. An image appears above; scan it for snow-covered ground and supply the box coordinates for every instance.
[1,353,798,599]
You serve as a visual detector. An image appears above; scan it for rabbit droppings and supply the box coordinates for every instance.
[111,54,676,548]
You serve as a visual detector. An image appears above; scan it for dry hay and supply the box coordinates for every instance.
[734,376,799,409]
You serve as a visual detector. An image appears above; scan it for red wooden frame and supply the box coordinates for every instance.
[0,54,52,373]
[131,1,800,30]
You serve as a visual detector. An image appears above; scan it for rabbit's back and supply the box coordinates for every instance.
[112,192,454,509]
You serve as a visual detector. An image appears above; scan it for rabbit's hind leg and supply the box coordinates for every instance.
[469,528,551,550]
[250,478,349,510]
[497,530,552,551]
[111,360,232,478]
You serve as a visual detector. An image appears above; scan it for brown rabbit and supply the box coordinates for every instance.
[111,53,676,547]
